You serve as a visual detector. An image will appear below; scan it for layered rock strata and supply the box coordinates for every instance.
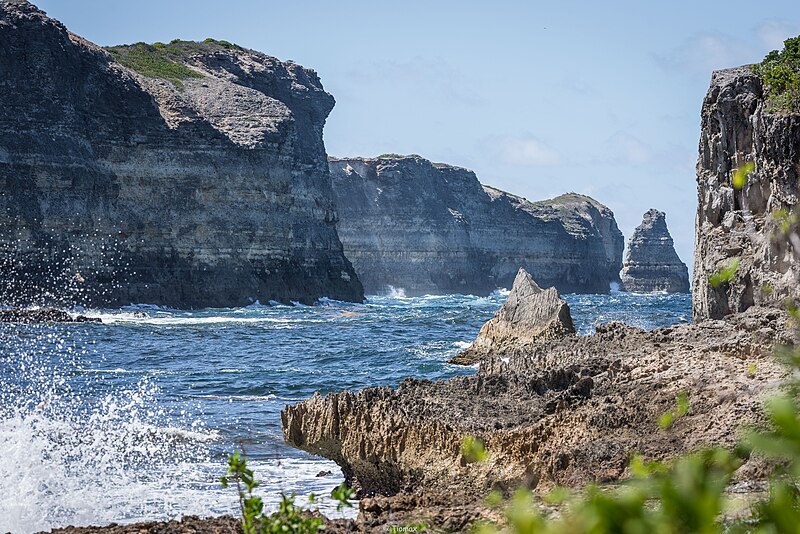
[693,66,800,320]
[620,209,690,293]
[329,156,623,295]
[0,0,362,308]
[450,268,575,364]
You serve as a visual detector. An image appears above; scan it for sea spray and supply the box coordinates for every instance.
[0,321,231,533]
[0,292,691,531]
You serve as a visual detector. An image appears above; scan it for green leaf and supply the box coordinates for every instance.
[709,258,740,289]
[732,162,755,190]
[461,435,489,463]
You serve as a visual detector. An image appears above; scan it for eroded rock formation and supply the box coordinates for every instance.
[694,66,800,321]
[450,268,575,364]
[329,156,623,296]
[0,0,362,308]
[620,209,690,293]
[283,306,791,502]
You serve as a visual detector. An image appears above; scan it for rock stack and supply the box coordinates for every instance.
[620,209,690,293]
[450,268,575,364]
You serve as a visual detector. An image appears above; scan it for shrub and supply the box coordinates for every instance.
[221,451,354,533]
[753,36,800,113]
[105,38,244,87]
[106,43,203,87]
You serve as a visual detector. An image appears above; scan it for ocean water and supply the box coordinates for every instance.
[0,290,691,533]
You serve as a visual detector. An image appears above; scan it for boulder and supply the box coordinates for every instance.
[450,268,575,364]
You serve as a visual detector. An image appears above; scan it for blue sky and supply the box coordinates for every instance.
[36,1,799,269]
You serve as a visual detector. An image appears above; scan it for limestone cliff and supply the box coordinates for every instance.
[329,156,623,295]
[0,0,363,307]
[693,66,800,320]
[451,268,575,364]
[620,209,690,293]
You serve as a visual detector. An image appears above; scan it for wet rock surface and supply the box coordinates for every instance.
[0,1,362,308]
[330,156,623,296]
[42,515,241,534]
[621,209,690,293]
[451,268,575,364]
[693,66,800,321]
[0,307,101,323]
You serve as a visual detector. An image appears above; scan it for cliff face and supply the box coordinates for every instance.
[694,66,800,320]
[620,209,690,293]
[0,0,363,307]
[329,156,623,295]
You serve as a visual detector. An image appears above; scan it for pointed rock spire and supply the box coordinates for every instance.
[451,268,575,364]
[621,209,689,293]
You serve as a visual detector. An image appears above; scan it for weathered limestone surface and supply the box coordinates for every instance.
[693,66,800,321]
[283,305,791,500]
[0,0,363,307]
[451,268,575,364]
[621,209,690,293]
[329,156,624,296]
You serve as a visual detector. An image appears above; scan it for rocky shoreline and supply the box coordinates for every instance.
[277,63,800,530]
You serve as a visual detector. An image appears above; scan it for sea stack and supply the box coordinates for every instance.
[450,268,575,364]
[620,209,690,293]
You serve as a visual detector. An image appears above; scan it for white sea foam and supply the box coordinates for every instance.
[452,341,472,349]
[386,286,408,299]
[0,322,351,533]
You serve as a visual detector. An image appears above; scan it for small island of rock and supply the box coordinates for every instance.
[620,209,690,293]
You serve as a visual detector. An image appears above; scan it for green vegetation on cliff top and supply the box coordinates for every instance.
[754,35,800,113]
[105,38,244,87]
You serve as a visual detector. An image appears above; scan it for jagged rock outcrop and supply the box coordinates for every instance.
[620,209,690,293]
[450,268,575,364]
[329,156,623,295]
[283,306,791,502]
[0,0,363,308]
[693,66,800,321]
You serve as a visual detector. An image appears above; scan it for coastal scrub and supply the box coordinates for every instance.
[753,35,800,112]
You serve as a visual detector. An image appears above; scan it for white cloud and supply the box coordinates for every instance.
[756,20,800,51]
[653,33,757,75]
[340,56,484,106]
[486,135,560,167]
[612,133,652,165]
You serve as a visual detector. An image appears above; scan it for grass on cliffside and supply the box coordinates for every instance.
[753,35,800,113]
[105,39,243,87]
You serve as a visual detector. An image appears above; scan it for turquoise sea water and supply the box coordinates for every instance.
[0,290,691,533]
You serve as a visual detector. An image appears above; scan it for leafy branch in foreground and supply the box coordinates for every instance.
[221,451,354,533]
[468,324,800,532]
